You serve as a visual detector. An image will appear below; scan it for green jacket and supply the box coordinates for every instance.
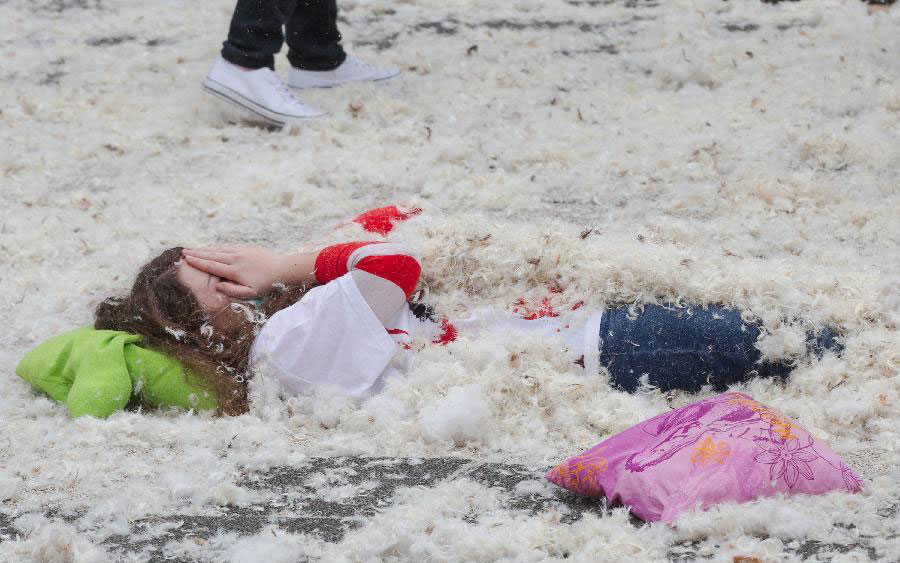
[15,327,217,418]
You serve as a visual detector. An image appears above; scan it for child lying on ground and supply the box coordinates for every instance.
[16,207,844,418]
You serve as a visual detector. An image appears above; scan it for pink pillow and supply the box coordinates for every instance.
[546,392,862,523]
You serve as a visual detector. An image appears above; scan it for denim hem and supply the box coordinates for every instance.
[221,47,275,71]
[287,50,347,71]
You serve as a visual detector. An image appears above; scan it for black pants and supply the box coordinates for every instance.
[221,0,346,71]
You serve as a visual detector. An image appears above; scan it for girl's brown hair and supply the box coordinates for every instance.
[94,247,310,415]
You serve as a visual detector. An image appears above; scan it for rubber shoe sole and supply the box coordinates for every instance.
[202,77,325,126]
[287,70,401,89]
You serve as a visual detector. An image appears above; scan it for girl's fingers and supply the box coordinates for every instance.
[216,282,257,298]
[182,249,235,264]
[184,255,237,279]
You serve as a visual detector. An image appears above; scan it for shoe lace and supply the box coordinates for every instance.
[347,55,378,72]
[266,71,305,108]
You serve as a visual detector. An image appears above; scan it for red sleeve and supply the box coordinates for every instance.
[355,255,421,299]
[314,242,422,299]
[353,206,422,235]
[314,242,376,284]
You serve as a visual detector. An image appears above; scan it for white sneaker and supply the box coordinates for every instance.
[287,55,401,89]
[202,56,326,126]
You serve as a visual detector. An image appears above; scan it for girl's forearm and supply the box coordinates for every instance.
[279,251,320,285]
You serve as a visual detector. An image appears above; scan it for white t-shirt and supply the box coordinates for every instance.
[250,273,603,397]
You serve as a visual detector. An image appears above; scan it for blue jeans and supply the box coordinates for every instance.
[599,305,841,393]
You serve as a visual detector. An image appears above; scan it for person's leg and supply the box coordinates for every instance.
[598,304,839,393]
[221,0,294,70]
[206,0,327,125]
[285,0,346,71]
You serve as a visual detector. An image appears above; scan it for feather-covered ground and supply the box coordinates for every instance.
[1,0,899,561]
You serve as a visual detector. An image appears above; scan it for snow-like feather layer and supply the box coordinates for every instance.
[1,0,898,559]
